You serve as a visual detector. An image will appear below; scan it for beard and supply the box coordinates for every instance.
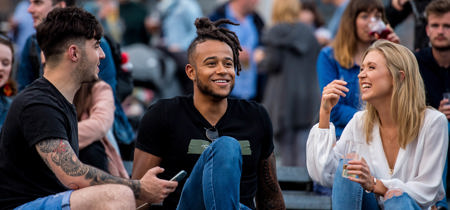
[77,51,98,84]
[195,75,234,101]
[433,44,450,52]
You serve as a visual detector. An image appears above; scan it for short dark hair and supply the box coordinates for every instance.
[52,0,76,7]
[425,0,450,20]
[187,18,243,75]
[36,7,103,63]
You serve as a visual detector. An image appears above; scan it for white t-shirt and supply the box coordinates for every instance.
[307,108,448,209]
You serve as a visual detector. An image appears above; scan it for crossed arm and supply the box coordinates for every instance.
[255,152,285,210]
[36,139,142,197]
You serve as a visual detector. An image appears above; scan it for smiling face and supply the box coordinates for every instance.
[358,50,394,104]
[186,40,235,100]
[0,43,13,88]
[77,39,105,83]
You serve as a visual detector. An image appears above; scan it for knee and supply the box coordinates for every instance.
[211,136,241,156]
[209,136,242,166]
[384,188,404,200]
[102,184,135,209]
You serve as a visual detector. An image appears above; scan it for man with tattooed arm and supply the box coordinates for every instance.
[132,17,285,210]
[0,7,177,210]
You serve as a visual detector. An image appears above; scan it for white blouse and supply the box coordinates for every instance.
[306,108,448,209]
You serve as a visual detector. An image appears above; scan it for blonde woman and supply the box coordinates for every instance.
[307,40,447,209]
[259,0,321,166]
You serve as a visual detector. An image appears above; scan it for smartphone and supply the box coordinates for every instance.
[170,170,187,182]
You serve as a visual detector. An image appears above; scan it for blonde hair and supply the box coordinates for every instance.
[271,0,301,24]
[362,40,426,148]
[332,0,386,68]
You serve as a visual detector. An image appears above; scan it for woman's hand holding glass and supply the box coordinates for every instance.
[346,157,376,192]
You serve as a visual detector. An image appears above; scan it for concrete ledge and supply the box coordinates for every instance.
[283,191,331,210]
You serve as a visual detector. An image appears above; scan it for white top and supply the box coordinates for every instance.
[307,109,448,209]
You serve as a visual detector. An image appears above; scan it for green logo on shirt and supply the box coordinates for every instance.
[187,139,251,155]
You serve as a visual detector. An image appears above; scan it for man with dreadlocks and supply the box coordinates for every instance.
[132,17,285,209]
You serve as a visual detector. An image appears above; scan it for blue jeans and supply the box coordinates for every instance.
[176,136,251,210]
[332,159,421,210]
[14,190,72,210]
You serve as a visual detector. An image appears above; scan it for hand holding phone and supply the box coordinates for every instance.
[136,170,187,209]
[170,170,187,182]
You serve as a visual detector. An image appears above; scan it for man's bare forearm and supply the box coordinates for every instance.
[36,139,141,198]
[256,153,285,210]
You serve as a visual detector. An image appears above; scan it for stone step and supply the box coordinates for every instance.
[283,191,331,210]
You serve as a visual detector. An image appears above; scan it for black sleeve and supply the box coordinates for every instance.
[21,104,69,148]
[135,101,167,157]
[258,45,283,74]
[258,104,274,159]
[385,1,412,28]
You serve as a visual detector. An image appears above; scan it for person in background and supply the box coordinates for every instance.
[308,39,447,209]
[385,0,431,51]
[119,0,149,46]
[209,0,265,101]
[83,0,124,44]
[145,0,203,95]
[0,34,17,129]
[414,0,450,209]
[258,0,321,167]
[298,0,332,46]
[321,0,349,39]
[8,0,35,58]
[74,79,129,178]
[315,0,399,195]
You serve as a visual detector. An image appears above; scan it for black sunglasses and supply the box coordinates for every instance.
[205,127,219,142]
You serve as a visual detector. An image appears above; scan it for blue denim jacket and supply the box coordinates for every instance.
[317,47,363,137]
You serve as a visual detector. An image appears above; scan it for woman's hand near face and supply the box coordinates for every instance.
[318,80,349,128]
[385,25,400,43]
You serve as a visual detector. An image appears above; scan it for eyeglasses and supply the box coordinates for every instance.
[205,127,219,142]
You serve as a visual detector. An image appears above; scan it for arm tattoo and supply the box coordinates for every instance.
[256,153,285,210]
[37,139,87,176]
[84,166,141,198]
[37,139,141,198]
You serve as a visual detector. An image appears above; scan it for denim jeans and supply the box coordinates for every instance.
[14,190,72,210]
[176,136,251,210]
[332,159,421,210]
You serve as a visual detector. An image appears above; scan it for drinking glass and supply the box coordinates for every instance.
[342,140,362,178]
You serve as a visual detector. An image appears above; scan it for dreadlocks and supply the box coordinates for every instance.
[187,17,243,75]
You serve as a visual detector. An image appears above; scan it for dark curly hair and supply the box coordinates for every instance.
[187,17,243,75]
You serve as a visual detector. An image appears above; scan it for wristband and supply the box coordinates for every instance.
[365,176,377,193]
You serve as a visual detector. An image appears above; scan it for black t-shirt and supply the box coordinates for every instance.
[0,78,78,209]
[136,96,274,209]
[415,47,450,113]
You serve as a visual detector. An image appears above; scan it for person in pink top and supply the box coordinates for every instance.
[74,79,128,178]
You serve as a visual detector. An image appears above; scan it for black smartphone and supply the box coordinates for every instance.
[170,170,187,182]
